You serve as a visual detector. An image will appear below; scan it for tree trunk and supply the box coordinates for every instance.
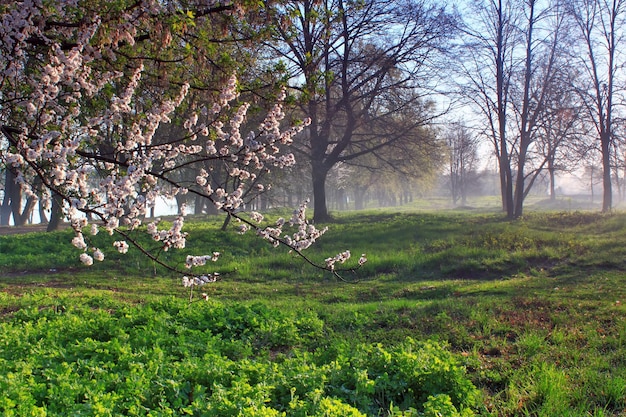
[312,162,330,223]
[354,185,366,210]
[513,137,531,218]
[47,192,64,231]
[39,198,49,224]
[1,168,25,226]
[601,132,612,212]
[549,165,556,201]
[451,173,459,206]
[335,189,346,210]
[499,152,514,218]
[0,170,13,225]
[15,195,37,226]
[513,165,525,218]
[221,212,231,231]
[194,194,203,215]
[175,194,188,215]
[8,172,23,225]
[590,167,595,203]
[494,0,514,219]
[459,165,467,206]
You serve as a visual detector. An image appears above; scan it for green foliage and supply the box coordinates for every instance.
[4,209,626,415]
[0,296,477,416]
[321,339,479,415]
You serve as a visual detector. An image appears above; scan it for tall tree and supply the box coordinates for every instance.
[534,66,585,201]
[458,0,573,217]
[445,122,480,206]
[339,120,443,210]
[456,0,518,217]
[511,0,573,217]
[264,0,455,221]
[568,0,626,212]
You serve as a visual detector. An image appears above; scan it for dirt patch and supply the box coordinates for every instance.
[0,306,21,317]
[1,267,77,281]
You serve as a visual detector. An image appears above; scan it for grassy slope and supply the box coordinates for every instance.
[2,205,626,415]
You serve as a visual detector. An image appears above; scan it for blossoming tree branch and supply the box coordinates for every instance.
[0,0,365,291]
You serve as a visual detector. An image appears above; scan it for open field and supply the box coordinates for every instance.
[2,202,626,416]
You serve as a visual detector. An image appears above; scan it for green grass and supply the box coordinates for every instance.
[2,206,626,415]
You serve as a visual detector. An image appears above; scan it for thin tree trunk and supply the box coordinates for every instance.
[8,173,23,226]
[354,185,366,210]
[549,166,556,201]
[15,196,37,226]
[221,212,231,231]
[194,194,205,215]
[601,133,612,212]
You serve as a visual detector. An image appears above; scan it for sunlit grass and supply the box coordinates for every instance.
[3,207,626,415]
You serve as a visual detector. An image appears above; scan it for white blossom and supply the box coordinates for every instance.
[79,253,93,266]
[113,241,129,254]
[93,248,105,262]
[72,234,87,250]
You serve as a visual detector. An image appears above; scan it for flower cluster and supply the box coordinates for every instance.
[78,247,105,266]
[182,273,220,288]
[325,250,351,271]
[324,251,368,271]
[113,241,129,254]
[185,253,220,269]
[146,215,188,251]
[79,253,94,266]
[283,200,329,251]
[0,1,362,294]
[231,199,328,252]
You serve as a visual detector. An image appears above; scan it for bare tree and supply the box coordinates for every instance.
[511,0,574,217]
[341,121,444,210]
[534,65,587,201]
[264,0,456,222]
[568,0,626,212]
[458,0,574,217]
[455,0,519,217]
[445,122,480,206]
